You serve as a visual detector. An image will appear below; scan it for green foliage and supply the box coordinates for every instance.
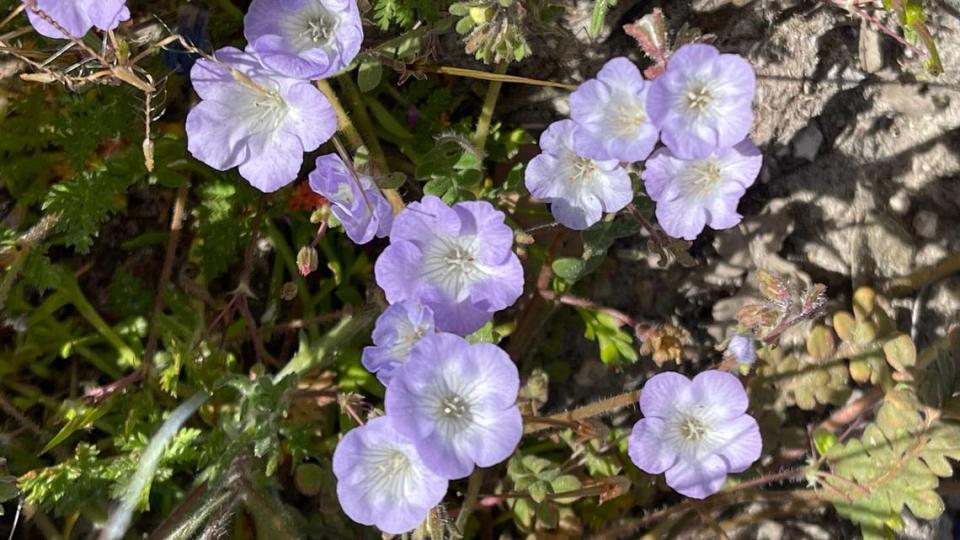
[578,308,638,365]
[834,287,897,385]
[823,388,960,539]
[552,216,641,283]
[880,0,942,75]
[192,179,255,280]
[590,0,617,37]
[507,453,582,531]
[415,136,483,202]
[759,325,850,410]
[2,2,949,538]
[42,147,145,253]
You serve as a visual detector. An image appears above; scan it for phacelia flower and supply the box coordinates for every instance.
[627,371,762,499]
[641,138,762,240]
[244,0,363,80]
[525,119,633,230]
[727,333,756,365]
[308,154,393,244]
[647,44,756,159]
[333,417,448,534]
[386,333,522,479]
[25,0,130,39]
[186,47,336,192]
[374,196,523,335]
[361,301,435,385]
[570,57,659,163]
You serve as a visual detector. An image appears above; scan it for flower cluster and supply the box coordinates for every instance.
[628,371,762,498]
[337,182,523,534]
[23,0,130,39]
[184,0,363,192]
[336,332,523,533]
[525,44,762,239]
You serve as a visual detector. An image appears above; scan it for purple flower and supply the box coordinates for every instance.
[525,119,633,230]
[186,47,336,193]
[641,138,762,240]
[647,44,756,159]
[727,333,756,365]
[386,333,522,479]
[570,57,659,163]
[25,0,130,39]
[308,154,393,244]
[627,371,762,499]
[374,196,523,335]
[333,416,448,534]
[361,301,435,385]
[244,0,363,80]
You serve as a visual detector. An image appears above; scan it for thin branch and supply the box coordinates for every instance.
[524,390,641,435]
[413,64,578,90]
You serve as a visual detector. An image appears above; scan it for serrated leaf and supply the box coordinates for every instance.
[824,388,960,539]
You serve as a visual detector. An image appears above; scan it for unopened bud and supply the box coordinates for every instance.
[297,246,319,277]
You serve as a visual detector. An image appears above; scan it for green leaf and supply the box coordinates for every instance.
[551,257,586,282]
[40,400,114,455]
[357,59,383,92]
[814,427,838,456]
[883,333,916,372]
[590,0,615,37]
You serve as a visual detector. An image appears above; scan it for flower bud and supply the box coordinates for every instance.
[296,246,319,277]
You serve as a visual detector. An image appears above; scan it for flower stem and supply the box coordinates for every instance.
[523,389,641,434]
[453,468,483,535]
[473,62,508,155]
[333,74,405,211]
[315,80,365,151]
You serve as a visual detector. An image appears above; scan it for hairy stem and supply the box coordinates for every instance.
[524,390,641,435]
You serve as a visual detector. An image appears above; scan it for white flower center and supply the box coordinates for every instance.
[685,84,713,112]
[282,1,341,52]
[433,392,476,439]
[239,86,290,136]
[681,159,725,198]
[421,234,489,301]
[663,406,722,460]
[678,415,708,441]
[439,395,470,419]
[607,90,648,137]
[363,446,419,500]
